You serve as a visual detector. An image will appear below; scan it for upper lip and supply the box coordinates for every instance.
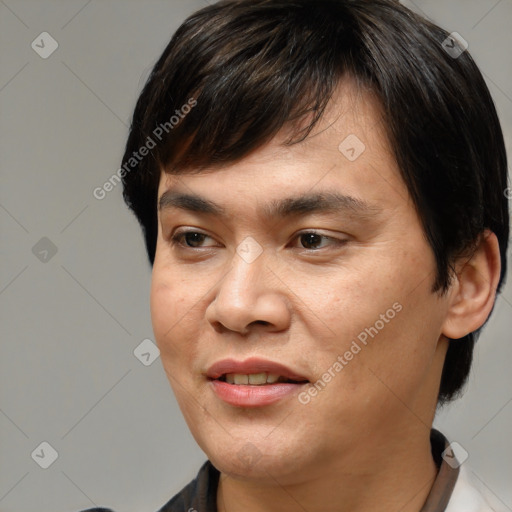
[206,357,309,382]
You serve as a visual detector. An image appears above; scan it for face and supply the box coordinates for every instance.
[150,81,451,484]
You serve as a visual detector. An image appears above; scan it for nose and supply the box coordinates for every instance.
[204,248,291,336]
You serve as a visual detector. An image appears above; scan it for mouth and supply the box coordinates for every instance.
[206,358,310,407]
[215,372,308,386]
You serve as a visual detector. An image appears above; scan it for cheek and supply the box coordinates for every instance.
[291,261,401,351]
[150,278,177,341]
[150,265,202,364]
[297,249,441,386]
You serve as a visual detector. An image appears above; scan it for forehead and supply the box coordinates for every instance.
[157,80,406,214]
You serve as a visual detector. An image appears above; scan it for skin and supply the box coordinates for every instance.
[150,79,501,512]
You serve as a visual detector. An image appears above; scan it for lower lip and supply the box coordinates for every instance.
[210,380,306,407]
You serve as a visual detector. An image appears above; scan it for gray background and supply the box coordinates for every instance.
[0,1,511,511]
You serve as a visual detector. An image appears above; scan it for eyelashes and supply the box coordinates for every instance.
[169,229,348,252]
[170,231,211,248]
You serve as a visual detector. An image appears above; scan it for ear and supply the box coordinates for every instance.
[441,230,501,340]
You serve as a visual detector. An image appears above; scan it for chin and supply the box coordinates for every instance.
[202,435,311,483]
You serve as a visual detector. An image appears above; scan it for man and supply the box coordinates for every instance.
[84,0,509,510]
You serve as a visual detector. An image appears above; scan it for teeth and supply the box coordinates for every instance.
[248,373,267,385]
[234,374,249,385]
[224,373,286,385]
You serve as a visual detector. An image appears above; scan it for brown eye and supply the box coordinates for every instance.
[299,233,325,250]
[171,231,213,248]
[182,232,208,247]
[293,231,345,251]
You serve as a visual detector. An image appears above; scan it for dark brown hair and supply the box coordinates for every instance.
[121,0,509,404]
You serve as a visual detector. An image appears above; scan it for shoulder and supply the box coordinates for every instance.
[78,509,114,512]
[157,459,219,512]
[77,460,219,512]
[446,464,505,512]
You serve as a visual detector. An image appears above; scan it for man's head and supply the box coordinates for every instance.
[121,0,508,476]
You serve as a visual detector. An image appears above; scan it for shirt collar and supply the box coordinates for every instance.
[419,428,460,512]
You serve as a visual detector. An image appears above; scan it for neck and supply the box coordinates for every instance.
[217,427,438,512]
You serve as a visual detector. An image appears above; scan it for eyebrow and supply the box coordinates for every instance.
[158,190,381,220]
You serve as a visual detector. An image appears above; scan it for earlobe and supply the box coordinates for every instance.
[441,230,501,340]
